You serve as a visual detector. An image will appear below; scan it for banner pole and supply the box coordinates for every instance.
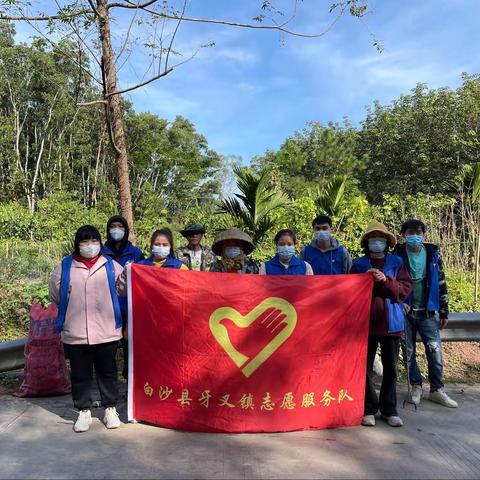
[126,262,135,422]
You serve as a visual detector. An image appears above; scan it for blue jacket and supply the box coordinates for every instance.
[101,242,144,319]
[139,256,184,269]
[101,241,144,267]
[265,255,307,275]
[352,254,406,334]
[301,240,348,275]
[394,243,445,316]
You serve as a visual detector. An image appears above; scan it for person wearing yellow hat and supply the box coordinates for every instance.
[209,228,259,274]
[351,221,412,428]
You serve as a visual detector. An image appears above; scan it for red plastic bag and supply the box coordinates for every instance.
[15,302,71,397]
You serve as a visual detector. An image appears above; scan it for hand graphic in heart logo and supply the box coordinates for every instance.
[209,297,297,377]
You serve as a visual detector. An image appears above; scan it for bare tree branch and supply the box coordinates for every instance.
[77,99,108,106]
[105,66,173,97]
[131,3,347,39]
[164,0,186,71]
[0,9,93,21]
[107,0,159,9]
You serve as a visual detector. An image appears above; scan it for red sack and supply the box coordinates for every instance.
[15,302,71,397]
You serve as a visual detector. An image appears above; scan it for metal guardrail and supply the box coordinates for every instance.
[0,336,27,374]
[1,313,479,373]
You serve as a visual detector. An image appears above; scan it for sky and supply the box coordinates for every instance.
[12,0,480,163]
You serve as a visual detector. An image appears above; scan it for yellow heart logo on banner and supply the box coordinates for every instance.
[209,297,297,377]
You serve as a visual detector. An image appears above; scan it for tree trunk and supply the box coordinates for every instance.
[97,0,135,240]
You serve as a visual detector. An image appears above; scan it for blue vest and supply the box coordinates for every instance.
[302,244,345,275]
[54,255,122,334]
[101,242,143,318]
[352,254,406,334]
[101,241,144,267]
[265,255,307,275]
[139,256,184,269]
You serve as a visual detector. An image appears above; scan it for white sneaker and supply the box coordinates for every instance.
[429,388,458,408]
[382,415,404,427]
[410,385,423,405]
[103,407,121,429]
[361,415,375,426]
[74,409,92,433]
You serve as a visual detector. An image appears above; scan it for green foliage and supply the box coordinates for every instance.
[217,165,290,244]
[0,282,49,342]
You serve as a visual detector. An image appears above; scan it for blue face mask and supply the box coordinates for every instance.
[224,246,241,259]
[152,246,170,259]
[368,239,387,253]
[277,245,295,259]
[314,230,331,242]
[405,234,424,247]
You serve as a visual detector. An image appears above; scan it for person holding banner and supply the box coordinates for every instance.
[351,221,412,428]
[49,225,124,433]
[138,228,188,270]
[299,214,352,275]
[209,228,259,274]
[101,215,144,380]
[259,229,313,275]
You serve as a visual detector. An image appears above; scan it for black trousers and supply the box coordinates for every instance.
[64,341,119,410]
[365,335,400,417]
[121,337,128,380]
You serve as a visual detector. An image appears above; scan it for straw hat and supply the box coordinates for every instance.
[360,221,396,249]
[211,228,254,255]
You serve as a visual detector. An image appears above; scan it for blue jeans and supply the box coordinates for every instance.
[405,311,444,392]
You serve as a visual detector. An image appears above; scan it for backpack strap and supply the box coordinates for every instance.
[54,255,73,333]
[105,256,123,329]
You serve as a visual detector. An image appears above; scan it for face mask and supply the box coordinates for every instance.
[109,227,125,241]
[405,234,423,247]
[277,245,295,259]
[314,230,331,242]
[368,239,387,253]
[79,243,100,258]
[224,246,241,259]
[152,246,170,259]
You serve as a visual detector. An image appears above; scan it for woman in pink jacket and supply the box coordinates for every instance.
[49,225,123,433]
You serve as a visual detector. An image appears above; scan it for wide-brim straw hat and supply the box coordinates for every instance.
[360,221,396,249]
[212,228,254,256]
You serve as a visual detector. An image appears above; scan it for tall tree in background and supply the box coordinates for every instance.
[0,0,373,238]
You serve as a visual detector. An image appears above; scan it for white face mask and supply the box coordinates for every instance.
[109,227,125,241]
[79,243,101,259]
[224,246,241,259]
[152,245,170,259]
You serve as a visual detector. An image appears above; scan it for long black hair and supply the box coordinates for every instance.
[74,225,102,256]
[150,228,175,257]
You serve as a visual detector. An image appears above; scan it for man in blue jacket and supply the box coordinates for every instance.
[299,214,351,274]
[101,215,144,380]
[395,219,458,408]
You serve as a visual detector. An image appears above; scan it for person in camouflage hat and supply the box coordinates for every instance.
[175,221,217,271]
[209,228,259,274]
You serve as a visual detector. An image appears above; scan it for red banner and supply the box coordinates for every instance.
[127,265,373,433]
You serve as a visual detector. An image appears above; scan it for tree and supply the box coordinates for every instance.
[358,77,480,204]
[1,1,373,238]
[217,165,289,244]
[252,121,362,197]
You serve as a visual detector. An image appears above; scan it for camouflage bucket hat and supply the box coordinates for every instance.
[180,221,206,237]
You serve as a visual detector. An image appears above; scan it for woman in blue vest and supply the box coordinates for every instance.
[139,228,188,270]
[48,225,123,433]
[101,215,144,380]
[351,222,412,428]
[260,229,313,275]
